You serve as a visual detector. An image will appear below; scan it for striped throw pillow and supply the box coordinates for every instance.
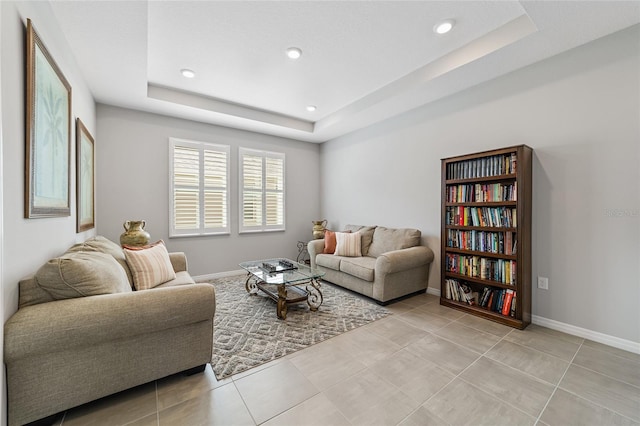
[124,241,176,290]
[334,231,362,257]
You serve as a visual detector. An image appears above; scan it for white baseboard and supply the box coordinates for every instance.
[425,287,639,355]
[426,286,441,297]
[532,315,640,355]
[193,269,245,282]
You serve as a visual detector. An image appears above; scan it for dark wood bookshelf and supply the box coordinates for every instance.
[441,145,532,329]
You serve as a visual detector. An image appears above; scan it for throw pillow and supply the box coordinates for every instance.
[367,227,422,258]
[334,231,362,257]
[124,241,176,290]
[35,251,132,300]
[323,230,351,254]
[344,225,376,255]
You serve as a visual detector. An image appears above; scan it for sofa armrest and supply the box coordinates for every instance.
[169,252,188,272]
[375,246,435,275]
[307,239,325,269]
[4,284,215,362]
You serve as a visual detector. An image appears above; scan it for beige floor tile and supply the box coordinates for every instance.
[156,364,229,411]
[505,325,582,361]
[582,339,640,363]
[234,360,319,424]
[525,324,584,344]
[397,309,453,332]
[413,302,466,321]
[263,393,350,426]
[455,314,514,338]
[158,383,254,426]
[406,333,480,375]
[573,345,640,387]
[289,338,367,390]
[369,348,455,405]
[63,382,157,426]
[485,340,569,385]
[363,316,430,347]
[460,356,555,418]
[423,379,535,426]
[384,301,421,314]
[398,406,449,426]
[560,364,640,422]
[395,292,436,308]
[231,356,289,381]
[540,388,639,426]
[330,326,403,366]
[324,369,417,425]
[434,322,502,354]
[126,413,159,426]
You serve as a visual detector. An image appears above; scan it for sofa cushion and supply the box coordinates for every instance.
[367,227,422,258]
[316,253,342,271]
[340,256,375,282]
[155,271,196,288]
[344,225,376,255]
[35,251,132,300]
[334,231,362,257]
[124,241,176,290]
[67,235,134,286]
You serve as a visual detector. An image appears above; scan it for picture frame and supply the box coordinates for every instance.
[25,19,72,218]
[76,118,95,232]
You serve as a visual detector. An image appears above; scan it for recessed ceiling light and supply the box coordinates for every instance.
[180,68,196,78]
[286,47,302,60]
[306,105,317,112]
[434,19,455,35]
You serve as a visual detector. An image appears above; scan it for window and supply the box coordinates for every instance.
[169,138,230,236]
[239,148,285,233]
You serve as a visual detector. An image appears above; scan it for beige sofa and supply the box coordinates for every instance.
[308,225,434,304]
[4,236,215,426]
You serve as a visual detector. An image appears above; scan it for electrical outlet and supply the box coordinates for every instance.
[537,276,549,290]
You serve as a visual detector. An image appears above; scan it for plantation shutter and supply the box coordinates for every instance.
[170,138,230,236]
[240,148,285,232]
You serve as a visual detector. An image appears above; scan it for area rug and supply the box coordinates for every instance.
[206,274,391,380]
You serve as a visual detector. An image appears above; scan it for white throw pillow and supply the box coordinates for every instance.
[124,241,176,290]
[334,231,362,257]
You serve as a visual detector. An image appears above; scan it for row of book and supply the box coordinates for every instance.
[446,229,517,255]
[479,287,516,317]
[445,206,517,228]
[445,253,517,285]
[445,182,517,203]
[444,279,477,305]
[443,279,517,317]
[446,153,517,180]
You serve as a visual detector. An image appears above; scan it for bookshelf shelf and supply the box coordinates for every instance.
[441,145,532,329]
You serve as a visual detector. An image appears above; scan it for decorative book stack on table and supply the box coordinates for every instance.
[440,145,532,329]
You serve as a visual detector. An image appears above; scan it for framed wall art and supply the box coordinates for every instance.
[25,19,72,218]
[76,118,95,232]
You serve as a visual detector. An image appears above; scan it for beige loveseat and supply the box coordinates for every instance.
[4,236,215,426]
[308,225,434,304]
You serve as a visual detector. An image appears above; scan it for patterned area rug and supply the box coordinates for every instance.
[206,274,391,380]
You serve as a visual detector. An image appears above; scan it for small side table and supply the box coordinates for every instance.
[296,241,311,265]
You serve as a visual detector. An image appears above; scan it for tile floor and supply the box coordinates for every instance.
[52,292,639,425]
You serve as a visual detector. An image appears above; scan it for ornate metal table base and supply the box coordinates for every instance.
[245,274,323,320]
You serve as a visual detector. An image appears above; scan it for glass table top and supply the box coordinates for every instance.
[239,258,324,285]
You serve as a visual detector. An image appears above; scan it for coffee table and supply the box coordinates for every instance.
[239,258,325,320]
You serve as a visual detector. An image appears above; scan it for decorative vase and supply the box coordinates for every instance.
[120,220,151,247]
[312,220,327,239]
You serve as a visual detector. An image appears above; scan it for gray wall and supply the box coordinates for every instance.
[1,2,97,423]
[320,26,639,344]
[96,105,321,276]
[1,1,97,317]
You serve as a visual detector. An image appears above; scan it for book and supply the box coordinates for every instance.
[502,289,514,315]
